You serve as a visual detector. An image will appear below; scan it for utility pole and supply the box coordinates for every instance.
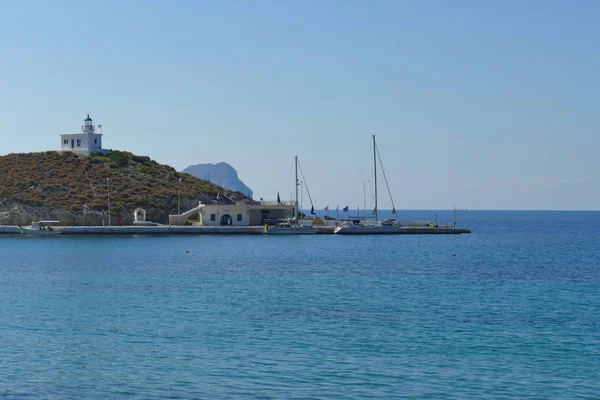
[107,177,111,226]
[178,178,182,225]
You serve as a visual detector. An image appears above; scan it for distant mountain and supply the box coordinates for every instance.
[182,162,253,198]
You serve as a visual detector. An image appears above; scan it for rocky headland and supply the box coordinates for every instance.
[0,151,249,226]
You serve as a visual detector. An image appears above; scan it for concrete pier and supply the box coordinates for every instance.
[60,225,267,235]
[0,226,20,234]
[0,225,470,235]
[396,227,471,234]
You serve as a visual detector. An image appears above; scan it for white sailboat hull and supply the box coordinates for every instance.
[334,225,400,234]
[264,227,316,235]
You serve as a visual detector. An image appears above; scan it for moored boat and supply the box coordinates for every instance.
[334,220,401,234]
[19,221,63,235]
[264,222,316,235]
[334,135,400,234]
[263,155,321,235]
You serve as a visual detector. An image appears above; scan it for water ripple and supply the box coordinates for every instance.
[0,211,599,398]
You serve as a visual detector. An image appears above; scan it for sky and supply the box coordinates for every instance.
[0,0,598,210]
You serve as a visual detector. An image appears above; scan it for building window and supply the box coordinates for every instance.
[210,214,216,221]
[94,139,97,144]
[237,214,243,222]
[63,139,68,144]
[260,209,270,214]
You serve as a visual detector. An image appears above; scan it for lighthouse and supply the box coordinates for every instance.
[60,114,105,155]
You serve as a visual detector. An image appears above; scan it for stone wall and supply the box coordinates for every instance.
[0,201,173,226]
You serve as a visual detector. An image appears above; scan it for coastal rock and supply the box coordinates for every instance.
[183,162,253,199]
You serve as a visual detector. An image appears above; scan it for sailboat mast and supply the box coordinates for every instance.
[373,135,378,222]
[295,155,299,224]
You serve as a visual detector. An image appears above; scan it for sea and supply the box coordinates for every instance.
[0,210,599,399]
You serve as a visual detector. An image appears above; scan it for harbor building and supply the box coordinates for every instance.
[60,114,105,156]
[169,200,295,226]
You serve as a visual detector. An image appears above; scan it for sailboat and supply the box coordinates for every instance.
[264,156,317,235]
[334,135,401,234]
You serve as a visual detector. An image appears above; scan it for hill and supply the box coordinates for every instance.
[183,162,253,198]
[0,151,249,225]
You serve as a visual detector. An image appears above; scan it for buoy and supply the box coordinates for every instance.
[452,254,456,257]
[185,250,189,253]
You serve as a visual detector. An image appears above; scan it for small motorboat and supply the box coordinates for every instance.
[19,221,63,236]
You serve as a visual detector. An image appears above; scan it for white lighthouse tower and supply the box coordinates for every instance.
[60,114,105,156]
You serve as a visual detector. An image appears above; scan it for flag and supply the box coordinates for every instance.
[216,192,220,201]
[324,205,329,211]
[277,192,281,204]
[98,124,102,128]
[343,206,349,212]
[310,206,315,215]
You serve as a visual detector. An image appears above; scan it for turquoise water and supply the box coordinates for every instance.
[1,211,599,398]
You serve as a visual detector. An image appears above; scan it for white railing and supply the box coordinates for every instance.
[169,203,205,225]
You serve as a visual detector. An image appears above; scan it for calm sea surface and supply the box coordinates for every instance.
[1,211,599,399]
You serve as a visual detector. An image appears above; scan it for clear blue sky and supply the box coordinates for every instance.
[1,0,598,210]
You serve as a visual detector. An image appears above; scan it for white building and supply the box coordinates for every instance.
[169,201,296,226]
[60,114,105,156]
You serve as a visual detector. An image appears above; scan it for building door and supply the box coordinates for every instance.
[220,214,233,226]
[71,139,74,149]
